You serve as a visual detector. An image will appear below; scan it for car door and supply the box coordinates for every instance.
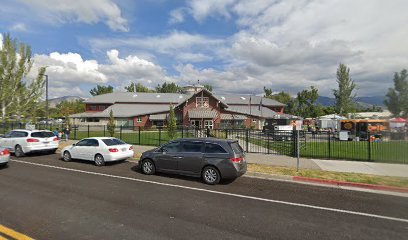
[155,141,181,171]
[0,131,13,149]
[83,139,99,160]
[70,139,89,159]
[177,141,204,174]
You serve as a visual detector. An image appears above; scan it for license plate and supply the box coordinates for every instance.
[44,142,49,144]
[121,148,126,152]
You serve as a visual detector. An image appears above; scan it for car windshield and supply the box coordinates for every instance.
[102,138,126,146]
[31,132,55,138]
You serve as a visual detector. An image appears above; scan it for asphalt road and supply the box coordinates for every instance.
[0,153,407,240]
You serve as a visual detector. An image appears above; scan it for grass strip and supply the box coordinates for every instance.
[247,163,408,188]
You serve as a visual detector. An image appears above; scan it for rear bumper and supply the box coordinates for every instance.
[23,144,58,153]
[105,151,134,161]
[220,163,247,179]
[0,155,9,164]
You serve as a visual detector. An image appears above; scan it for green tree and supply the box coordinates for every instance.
[263,87,291,104]
[288,86,323,118]
[156,82,181,93]
[203,84,213,92]
[125,83,154,93]
[384,69,408,117]
[90,84,113,96]
[107,109,115,137]
[333,63,356,115]
[0,33,46,120]
[167,105,177,140]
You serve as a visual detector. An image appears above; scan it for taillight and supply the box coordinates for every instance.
[0,149,9,156]
[26,138,39,143]
[53,137,59,141]
[230,157,243,163]
[129,146,133,151]
[109,148,119,152]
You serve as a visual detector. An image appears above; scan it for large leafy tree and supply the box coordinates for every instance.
[203,84,213,92]
[107,109,115,137]
[90,84,113,96]
[0,33,46,120]
[384,69,408,117]
[125,83,154,93]
[293,86,323,118]
[155,82,181,93]
[263,87,291,104]
[333,63,356,115]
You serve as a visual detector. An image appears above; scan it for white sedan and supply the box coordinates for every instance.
[61,137,134,166]
[0,147,10,167]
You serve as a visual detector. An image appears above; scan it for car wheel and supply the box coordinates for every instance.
[14,145,25,158]
[202,166,221,185]
[62,151,72,162]
[141,159,155,175]
[94,154,105,166]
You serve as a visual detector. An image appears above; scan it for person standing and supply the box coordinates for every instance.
[64,127,70,141]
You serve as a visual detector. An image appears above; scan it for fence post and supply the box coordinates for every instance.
[245,129,249,152]
[368,132,371,161]
[159,127,162,146]
[87,125,90,138]
[267,132,270,154]
[73,126,76,140]
[103,125,106,137]
[292,130,297,157]
[225,129,228,139]
[328,131,331,159]
[120,125,122,139]
[138,126,141,145]
[206,128,210,137]
[181,127,184,138]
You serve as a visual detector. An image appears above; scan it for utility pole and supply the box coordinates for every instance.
[43,74,49,122]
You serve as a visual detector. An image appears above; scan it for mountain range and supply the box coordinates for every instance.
[48,96,85,108]
[316,96,386,108]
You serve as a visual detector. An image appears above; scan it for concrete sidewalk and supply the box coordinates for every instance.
[132,145,408,178]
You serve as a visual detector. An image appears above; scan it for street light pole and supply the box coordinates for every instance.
[44,74,49,122]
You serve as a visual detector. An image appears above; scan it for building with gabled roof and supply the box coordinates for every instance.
[70,85,288,129]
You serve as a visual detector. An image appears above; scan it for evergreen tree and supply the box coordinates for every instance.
[333,63,356,115]
[167,105,177,140]
[125,83,153,92]
[384,69,408,117]
[156,82,181,93]
[0,33,46,120]
[107,109,115,137]
[90,85,113,96]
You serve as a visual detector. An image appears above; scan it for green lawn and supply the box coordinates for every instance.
[246,137,408,164]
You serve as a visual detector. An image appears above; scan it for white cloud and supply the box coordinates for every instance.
[16,0,128,31]
[169,8,186,24]
[10,23,28,32]
[188,0,237,22]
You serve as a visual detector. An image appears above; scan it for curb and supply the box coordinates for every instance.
[292,176,408,193]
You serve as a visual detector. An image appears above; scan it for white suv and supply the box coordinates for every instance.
[0,129,59,157]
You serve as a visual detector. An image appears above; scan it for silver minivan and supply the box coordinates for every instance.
[139,138,247,185]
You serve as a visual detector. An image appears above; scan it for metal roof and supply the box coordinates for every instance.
[220,113,247,120]
[84,92,192,104]
[215,95,285,107]
[188,109,218,119]
[84,91,285,107]
[71,104,171,118]
[226,106,278,118]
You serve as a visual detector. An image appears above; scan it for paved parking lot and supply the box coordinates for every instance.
[1,153,407,240]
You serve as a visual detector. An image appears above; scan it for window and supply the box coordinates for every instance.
[9,131,28,138]
[162,142,181,153]
[252,119,257,123]
[136,117,142,123]
[230,142,244,154]
[196,97,209,108]
[205,143,227,154]
[204,120,213,129]
[98,105,106,111]
[181,141,203,153]
[89,105,97,111]
[31,131,55,138]
[76,139,89,146]
[102,138,125,146]
[88,139,99,147]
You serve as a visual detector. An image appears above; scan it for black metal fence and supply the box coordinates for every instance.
[0,123,407,164]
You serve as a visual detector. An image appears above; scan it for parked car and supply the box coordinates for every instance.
[0,129,59,157]
[139,138,247,185]
[61,137,134,166]
[0,147,10,167]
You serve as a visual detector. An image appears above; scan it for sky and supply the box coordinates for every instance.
[1,0,407,99]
